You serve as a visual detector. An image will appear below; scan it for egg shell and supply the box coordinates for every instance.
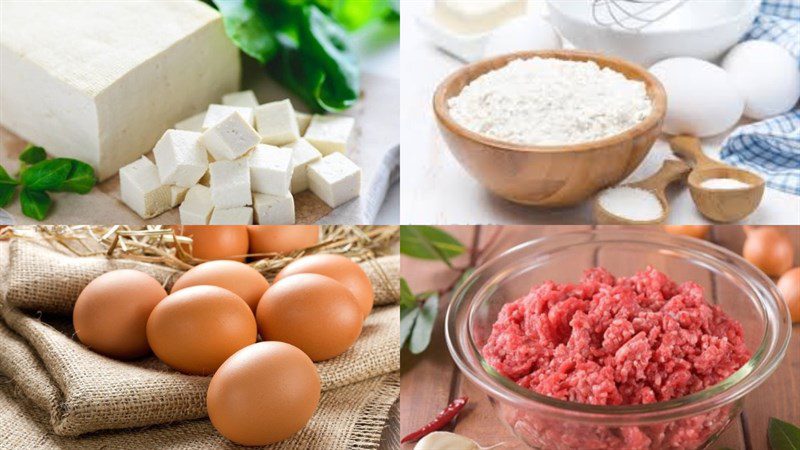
[256,273,362,361]
[275,254,374,319]
[171,260,268,313]
[649,57,744,137]
[207,341,321,446]
[174,225,249,262]
[246,225,319,254]
[146,285,257,375]
[722,40,800,120]
[73,270,167,360]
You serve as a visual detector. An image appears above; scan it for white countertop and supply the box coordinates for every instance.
[399,1,800,225]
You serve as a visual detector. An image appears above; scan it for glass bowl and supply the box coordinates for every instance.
[445,229,790,450]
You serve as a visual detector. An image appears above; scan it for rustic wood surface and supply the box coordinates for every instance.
[400,225,799,450]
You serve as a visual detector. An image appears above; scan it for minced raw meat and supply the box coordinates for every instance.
[482,267,750,406]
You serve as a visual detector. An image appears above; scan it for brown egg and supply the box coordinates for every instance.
[256,274,362,361]
[743,227,794,277]
[146,285,256,375]
[174,225,249,262]
[73,270,167,360]
[171,261,269,313]
[247,225,319,254]
[207,341,320,446]
[275,254,374,319]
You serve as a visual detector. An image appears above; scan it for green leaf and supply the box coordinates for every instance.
[214,0,278,64]
[769,417,800,450]
[401,226,465,267]
[20,188,52,221]
[400,305,419,349]
[324,0,397,31]
[19,145,47,164]
[20,158,71,191]
[400,278,416,309]
[57,160,96,194]
[409,293,438,354]
[0,166,19,207]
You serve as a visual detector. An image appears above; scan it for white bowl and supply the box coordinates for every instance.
[546,0,761,66]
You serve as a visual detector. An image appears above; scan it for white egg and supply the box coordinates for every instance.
[483,15,562,57]
[649,57,744,137]
[722,40,800,120]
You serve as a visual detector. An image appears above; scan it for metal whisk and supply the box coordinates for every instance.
[591,0,688,31]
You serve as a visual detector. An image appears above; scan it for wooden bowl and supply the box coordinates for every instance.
[433,50,667,207]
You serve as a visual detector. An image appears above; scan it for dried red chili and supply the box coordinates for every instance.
[401,396,469,443]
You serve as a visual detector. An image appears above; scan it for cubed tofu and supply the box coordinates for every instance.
[200,111,261,161]
[210,206,253,225]
[202,104,254,129]
[222,90,259,108]
[254,99,300,146]
[304,114,355,155]
[209,158,252,208]
[174,112,206,132]
[169,185,189,208]
[119,156,170,219]
[296,111,312,135]
[253,192,295,224]
[248,144,293,196]
[283,138,322,194]
[307,152,361,208]
[152,129,208,187]
[179,184,214,224]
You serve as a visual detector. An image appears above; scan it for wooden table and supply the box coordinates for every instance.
[400,226,799,449]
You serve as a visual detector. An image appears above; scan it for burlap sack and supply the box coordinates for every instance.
[0,239,400,443]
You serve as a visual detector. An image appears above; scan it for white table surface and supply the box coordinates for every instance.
[399,1,800,225]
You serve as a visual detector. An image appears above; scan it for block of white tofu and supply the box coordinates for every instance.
[0,1,239,180]
[296,111,312,135]
[202,104,254,129]
[210,207,253,225]
[434,0,526,34]
[304,114,355,155]
[200,112,261,161]
[153,130,208,187]
[253,192,295,224]
[255,99,300,146]
[179,184,214,224]
[284,138,322,193]
[119,156,171,219]
[174,112,206,132]
[170,185,189,208]
[210,158,252,208]
[248,144,293,196]
[307,152,361,208]
[223,90,259,108]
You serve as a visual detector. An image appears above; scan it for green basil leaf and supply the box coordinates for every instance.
[20,188,52,221]
[19,145,47,164]
[214,0,278,64]
[400,226,465,267]
[20,159,71,191]
[400,278,416,309]
[768,417,800,450]
[0,166,19,207]
[400,305,420,349]
[409,293,438,354]
[57,159,96,194]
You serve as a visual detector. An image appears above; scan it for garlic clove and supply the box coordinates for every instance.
[413,432,480,450]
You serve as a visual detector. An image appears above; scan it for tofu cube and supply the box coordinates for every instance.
[119,156,170,219]
[174,112,206,132]
[210,158,252,208]
[255,99,300,146]
[283,138,322,193]
[200,112,261,161]
[202,104,254,129]
[153,130,208,187]
[169,185,189,207]
[248,144,293,196]
[210,207,253,225]
[253,192,295,224]
[222,90,259,108]
[307,152,361,208]
[179,184,214,224]
[296,111,312,135]
[304,114,355,155]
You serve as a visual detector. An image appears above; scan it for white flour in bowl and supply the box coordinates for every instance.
[448,58,653,145]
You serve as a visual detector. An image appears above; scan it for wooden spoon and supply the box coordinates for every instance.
[669,135,764,222]
[594,159,690,225]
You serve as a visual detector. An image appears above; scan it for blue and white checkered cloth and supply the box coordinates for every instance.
[720,0,800,195]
